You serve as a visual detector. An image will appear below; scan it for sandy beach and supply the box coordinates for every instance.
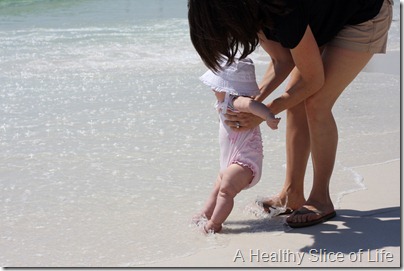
[0,1,400,267]
[145,159,400,268]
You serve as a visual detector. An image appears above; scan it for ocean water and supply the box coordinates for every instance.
[0,0,400,267]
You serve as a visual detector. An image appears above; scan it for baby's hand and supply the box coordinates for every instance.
[266,113,281,130]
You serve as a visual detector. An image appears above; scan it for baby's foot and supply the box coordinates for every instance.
[204,220,222,233]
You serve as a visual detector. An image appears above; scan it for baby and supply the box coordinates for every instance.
[193,58,280,233]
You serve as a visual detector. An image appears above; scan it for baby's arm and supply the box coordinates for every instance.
[232,96,280,130]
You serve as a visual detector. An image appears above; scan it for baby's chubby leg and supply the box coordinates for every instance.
[205,164,253,233]
[193,174,221,224]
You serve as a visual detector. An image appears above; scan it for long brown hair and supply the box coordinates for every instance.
[188,0,288,71]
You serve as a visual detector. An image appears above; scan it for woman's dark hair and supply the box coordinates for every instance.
[188,0,288,71]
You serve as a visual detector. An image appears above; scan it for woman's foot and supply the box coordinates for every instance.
[259,192,305,215]
[286,200,336,228]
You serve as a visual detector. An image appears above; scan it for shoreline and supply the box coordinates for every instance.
[144,159,400,267]
[334,158,400,209]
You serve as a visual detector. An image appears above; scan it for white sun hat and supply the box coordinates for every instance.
[199,57,260,97]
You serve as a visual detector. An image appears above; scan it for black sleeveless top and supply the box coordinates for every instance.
[263,0,385,48]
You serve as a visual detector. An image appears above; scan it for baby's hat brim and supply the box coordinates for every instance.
[199,58,260,96]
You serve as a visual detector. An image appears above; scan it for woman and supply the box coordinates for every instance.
[188,0,393,228]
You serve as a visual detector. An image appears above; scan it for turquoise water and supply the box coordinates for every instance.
[0,0,400,267]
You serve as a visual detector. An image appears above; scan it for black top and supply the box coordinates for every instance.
[263,0,385,48]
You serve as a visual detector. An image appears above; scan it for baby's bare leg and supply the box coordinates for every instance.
[198,174,221,220]
[205,164,253,233]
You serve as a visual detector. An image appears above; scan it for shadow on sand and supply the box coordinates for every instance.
[224,206,400,253]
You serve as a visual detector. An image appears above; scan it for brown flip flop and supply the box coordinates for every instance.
[287,207,337,228]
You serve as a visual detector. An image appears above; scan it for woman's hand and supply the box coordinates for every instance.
[224,110,264,131]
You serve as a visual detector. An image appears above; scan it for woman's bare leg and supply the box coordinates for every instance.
[287,46,374,225]
[262,68,309,211]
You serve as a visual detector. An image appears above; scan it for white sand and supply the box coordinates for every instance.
[145,160,400,268]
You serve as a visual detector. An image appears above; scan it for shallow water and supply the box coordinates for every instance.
[0,0,400,267]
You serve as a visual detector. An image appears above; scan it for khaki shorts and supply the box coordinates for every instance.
[328,0,393,54]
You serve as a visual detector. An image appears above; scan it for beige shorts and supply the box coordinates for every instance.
[328,0,393,54]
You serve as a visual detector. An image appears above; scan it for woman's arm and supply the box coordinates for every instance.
[255,31,295,103]
[268,26,325,115]
[225,27,324,130]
